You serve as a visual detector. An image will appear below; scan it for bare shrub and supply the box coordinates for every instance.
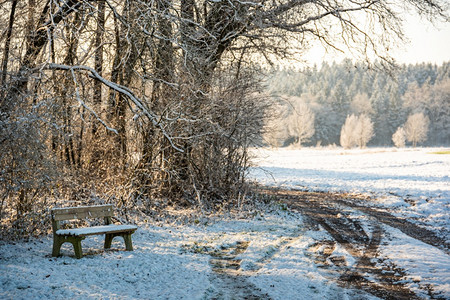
[0,92,61,239]
[127,67,268,209]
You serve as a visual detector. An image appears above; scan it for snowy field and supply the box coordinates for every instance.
[1,147,449,299]
[249,147,450,235]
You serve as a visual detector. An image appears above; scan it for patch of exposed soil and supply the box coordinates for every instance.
[260,187,447,299]
[264,188,449,254]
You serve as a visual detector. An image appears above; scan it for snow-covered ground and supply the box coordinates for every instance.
[0,211,378,300]
[249,147,450,236]
[1,147,449,299]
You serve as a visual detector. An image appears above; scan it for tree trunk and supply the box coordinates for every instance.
[150,0,177,195]
[108,0,141,166]
[92,0,105,135]
[5,0,81,101]
[0,0,18,87]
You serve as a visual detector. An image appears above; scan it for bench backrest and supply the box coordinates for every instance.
[51,205,114,221]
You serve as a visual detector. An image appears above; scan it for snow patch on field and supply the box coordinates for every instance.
[249,147,450,235]
[379,225,450,298]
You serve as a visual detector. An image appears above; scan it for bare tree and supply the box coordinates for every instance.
[403,79,450,145]
[0,0,18,86]
[392,127,406,148]
[404,113,430,147]
[355,114,374,148]
[92,0,106,137]
[340,114,374,149]
[263,102,289,148]
[288,102,315,147]
[340,114,359,149]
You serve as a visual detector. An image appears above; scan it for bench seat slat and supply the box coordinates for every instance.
[55,224,137,237]
[52,205,114,221]
[52,204,113,214]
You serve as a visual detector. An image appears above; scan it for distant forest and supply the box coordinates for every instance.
[264,60,450,147]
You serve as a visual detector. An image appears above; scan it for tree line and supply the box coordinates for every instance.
[264,60,450,148]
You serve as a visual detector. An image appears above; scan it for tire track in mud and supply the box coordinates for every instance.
[264,188,426,300]
[294,189,449,253]
[205,241,272,300]
[333,197,450,254]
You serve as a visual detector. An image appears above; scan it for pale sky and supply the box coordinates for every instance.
[393,14,450,65]
[301,14,450,66]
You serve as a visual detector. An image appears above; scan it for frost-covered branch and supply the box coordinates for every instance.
[45,63,183,152]
[69,68,118,135]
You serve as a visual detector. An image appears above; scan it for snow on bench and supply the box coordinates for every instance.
[51,204,137,259]
[56,224,138,236]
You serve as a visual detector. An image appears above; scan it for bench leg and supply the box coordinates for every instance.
[52,236,63,257]
[104,233,134,251]
[104,234,113,249]
[123,234,133,251]
[52,236,84,259]
[71,239,83,259]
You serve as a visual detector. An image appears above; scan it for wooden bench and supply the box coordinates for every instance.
[51,204,137,259]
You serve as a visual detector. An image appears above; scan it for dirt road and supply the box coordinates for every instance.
[262,188,449,300]
[190,188,448,299]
